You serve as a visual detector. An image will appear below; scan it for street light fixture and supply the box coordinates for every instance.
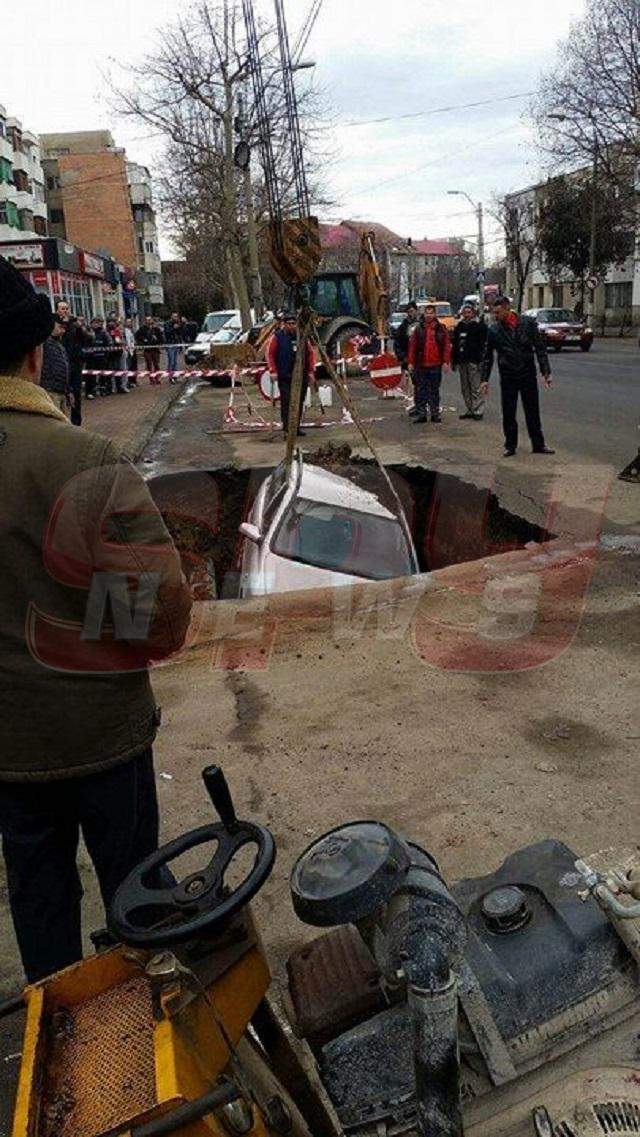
[447,189,485,314]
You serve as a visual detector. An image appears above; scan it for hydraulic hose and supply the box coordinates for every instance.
[409,964,463,1137]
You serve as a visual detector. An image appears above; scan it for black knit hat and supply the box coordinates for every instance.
[0,255,54,369]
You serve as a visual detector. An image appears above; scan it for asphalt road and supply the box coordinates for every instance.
[527,339,638,466]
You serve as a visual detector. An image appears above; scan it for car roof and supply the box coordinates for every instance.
[296,462,397,520]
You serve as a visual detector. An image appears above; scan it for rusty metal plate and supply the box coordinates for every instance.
[286,925,384,1043]
[39,975,156,1137]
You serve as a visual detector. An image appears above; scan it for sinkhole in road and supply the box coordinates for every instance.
[147,459,549,601]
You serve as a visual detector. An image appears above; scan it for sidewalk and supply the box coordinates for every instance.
[78,377,188,460]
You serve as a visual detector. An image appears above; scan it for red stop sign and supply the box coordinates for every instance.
[368,352,403,390]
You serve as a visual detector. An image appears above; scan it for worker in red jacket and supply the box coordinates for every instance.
[266,313,316,437]
[407,304,452,424]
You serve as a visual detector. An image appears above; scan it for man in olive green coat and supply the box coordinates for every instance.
[0,256,192,981]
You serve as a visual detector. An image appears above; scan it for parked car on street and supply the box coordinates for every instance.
[239,453,418,596]
[524,307,594,352]
[184,326,243,365]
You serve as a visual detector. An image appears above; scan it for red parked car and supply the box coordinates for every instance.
[524,307,594,352]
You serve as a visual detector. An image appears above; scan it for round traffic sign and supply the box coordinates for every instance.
[368,352,403,390]
[258,370,280,402]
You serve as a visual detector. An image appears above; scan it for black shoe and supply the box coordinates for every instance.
[533,445,555,454]
[297,429,306,437]
[503,447,517,457]
[431,414,442,423]
[459,411,474,419]
[412,414,428,424]
[472,413,484,420]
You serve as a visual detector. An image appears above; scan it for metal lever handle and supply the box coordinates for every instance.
[202,765,238,832]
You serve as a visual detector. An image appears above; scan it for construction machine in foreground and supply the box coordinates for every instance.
[5,765,640,1137]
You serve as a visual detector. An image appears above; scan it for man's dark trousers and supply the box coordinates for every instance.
[500,369,545,451]
[279,373,308,432]
[0,750,159,982]
[415,367,442,417]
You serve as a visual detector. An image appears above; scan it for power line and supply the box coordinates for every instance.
[292,0,323,62]
[342,90,535,128]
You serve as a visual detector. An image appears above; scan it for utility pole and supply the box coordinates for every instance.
[236,89,264,319]
[448,190,485,314]
[588,120,598,321]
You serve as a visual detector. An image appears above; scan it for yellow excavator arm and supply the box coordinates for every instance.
[358,230,389,339]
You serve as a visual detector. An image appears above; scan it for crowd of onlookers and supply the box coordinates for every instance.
[41,303,200,426]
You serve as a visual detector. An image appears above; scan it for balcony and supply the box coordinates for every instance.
[13,190,35,212]
[130,183,152,207]
[32,199,47,219]
[11,151,29,176]
[0,136,13,163]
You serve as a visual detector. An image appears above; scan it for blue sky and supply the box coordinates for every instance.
[2,0,586,259]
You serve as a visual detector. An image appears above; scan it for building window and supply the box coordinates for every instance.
[537,285,544,306]
[5,201,20,228]
[46,174,61,191]
[0,157,12,183]
[13,170,31,192]
[145,240,154,253]
[527,287,534,308]
[0,120,5,139]
[0,204,7,226]
[50,208,65,224]
[604,281,632,310]
[138,236,144,253]
[552,284,563,306]
[33,215,47,236]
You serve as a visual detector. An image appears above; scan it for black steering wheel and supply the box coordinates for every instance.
[108,766,276,948]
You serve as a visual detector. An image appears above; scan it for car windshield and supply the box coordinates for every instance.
[539,309,579,323]
[202,312,234,333]
[272,498,415,580]
[435,303,452,317]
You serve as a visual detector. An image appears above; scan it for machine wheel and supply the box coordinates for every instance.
[325,323,373,368]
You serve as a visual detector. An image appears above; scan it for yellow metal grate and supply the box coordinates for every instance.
[39,975,157,1137]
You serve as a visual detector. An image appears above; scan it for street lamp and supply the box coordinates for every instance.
[547,111,598,320]
[447,189,485,314]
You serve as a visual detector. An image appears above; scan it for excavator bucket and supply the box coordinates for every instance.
[270,217,322,285]
[618,449,640,483]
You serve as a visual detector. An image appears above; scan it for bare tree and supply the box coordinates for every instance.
[533,0,640,196]
[109,0,332,326]
[494,195,540,311]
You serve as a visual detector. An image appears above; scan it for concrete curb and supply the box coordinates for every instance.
[121,378,190,463]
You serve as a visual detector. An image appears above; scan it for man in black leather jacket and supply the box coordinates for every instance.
[481,296,555,457]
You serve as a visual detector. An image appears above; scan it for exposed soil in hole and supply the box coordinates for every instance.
[147,446,548,599]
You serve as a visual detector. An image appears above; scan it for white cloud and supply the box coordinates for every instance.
[1,0,586,259]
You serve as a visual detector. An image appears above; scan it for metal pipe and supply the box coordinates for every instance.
[0,991,26,1020]
[409,976,462,1136]
[130,1082,240,1137]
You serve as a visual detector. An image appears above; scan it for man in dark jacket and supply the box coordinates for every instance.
[393,301,418,365]
[136,316,163,383]
[88,316,115,397]
[41,316,71,414]
[452,303,488,420]
[0,257,193,982]
[266,313,316,437]
[481,296,555,457]
[55,301,92,422]
[164,311,183,382]
[407,304,451,423]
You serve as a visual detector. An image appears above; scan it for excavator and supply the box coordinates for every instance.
[5,764,640,1137]
[206,230,388,375]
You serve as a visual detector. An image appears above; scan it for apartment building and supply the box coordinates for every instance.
[127,161,164,313]
[0,105,48,243]
[40,130,138,271]
[504,170,640,327]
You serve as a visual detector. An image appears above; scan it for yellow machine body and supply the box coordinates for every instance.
[12,943,272,1137]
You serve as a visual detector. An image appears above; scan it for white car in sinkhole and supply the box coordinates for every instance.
[238,452,419,596]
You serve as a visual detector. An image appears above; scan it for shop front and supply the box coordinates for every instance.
[0,238,125,321]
